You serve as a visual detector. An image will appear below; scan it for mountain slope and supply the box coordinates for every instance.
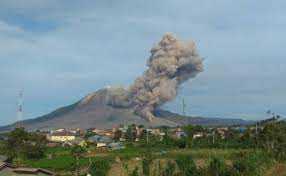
[0,89,177,131]
[0,88,252,131]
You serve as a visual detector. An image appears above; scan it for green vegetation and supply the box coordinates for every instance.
[0,113,285,176]
[130,166,139,176]
[90,159,112,176]
[232,151,274,176]
[2,128,47,162]
[142,152,153,176]
[71,145,87,176]
[175,155,199,176]
[162,161,176,176]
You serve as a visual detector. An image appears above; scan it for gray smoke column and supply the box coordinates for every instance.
[128,33,204,121]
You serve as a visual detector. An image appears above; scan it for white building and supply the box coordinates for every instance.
[47,131,76,142]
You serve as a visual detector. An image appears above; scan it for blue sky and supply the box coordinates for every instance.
[0,0,285,125]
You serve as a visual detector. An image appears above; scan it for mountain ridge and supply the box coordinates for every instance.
[0,88,253,132]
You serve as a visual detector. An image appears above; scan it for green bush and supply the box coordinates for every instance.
[142,157,153,176]
[163,161,176,176]
[90,159,112,176]
[130,166,139,176]
[175,155,199,176]
[232,151,273,176]
[207,157,230,176]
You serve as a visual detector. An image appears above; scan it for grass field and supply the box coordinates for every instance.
[21,148,244,170]
[21,147,286,176]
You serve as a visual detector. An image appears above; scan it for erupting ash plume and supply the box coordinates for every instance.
[106,33,203,121]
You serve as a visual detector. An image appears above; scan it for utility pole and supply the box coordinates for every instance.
[212,131,215,145]
[146,129,152,145]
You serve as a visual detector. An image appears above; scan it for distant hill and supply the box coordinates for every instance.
[154,109,253,127]
[0,88,253,131]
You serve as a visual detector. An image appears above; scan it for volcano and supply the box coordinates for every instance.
[0,88,252,131]
[1,88,178,131]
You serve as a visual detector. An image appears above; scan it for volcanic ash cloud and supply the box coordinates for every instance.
[127,33,204,121]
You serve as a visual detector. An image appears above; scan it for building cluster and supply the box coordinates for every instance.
[44,125,183,150]
[43,125,245,149]
[45,127,126,150]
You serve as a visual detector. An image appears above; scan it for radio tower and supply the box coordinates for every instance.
[16,90,23,128]
[182,98,186,116]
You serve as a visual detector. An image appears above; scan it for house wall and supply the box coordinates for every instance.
[49,136,75,142]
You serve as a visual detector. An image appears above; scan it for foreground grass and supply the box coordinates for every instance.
[164,148,251,160]
[22,148,252,171]
[12,146,286,176]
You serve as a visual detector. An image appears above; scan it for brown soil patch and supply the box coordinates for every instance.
[265,163,286,176]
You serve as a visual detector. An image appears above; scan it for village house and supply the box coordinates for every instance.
[108,142,125,150]
[98,129,114,137]
[216,127,229,139]
[46,131,76,142]
[193,132,204,139]
[0,156,55,176]
[0,163,55,176]
[173,128,186,139]
[146,128,166,141]
[87,135,113,148]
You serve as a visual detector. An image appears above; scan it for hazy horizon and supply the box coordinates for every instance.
[1,0,286,125]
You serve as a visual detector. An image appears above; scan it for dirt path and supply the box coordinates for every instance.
[107,159,141,176]
[265,163,286,176]
[108,163,124,176]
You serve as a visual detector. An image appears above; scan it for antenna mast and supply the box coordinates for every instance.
[16,90,23,128]
[182,98,186,116]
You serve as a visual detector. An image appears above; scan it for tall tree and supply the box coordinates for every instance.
[4,128,47,161]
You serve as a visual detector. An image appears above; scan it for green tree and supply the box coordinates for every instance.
[4,128,28,160]
[4,128,47,161]
[240,128,255,148]
[258,121,286,160]
[25,132,47,159]
[232,151,272,176]
[183,125,204,148]
[126,124,137,142]
[183,125,194,148]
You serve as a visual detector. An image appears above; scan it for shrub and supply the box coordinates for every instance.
[163,161,176,176]
[130,166,139,176]
[175,155,199,176]
[207,157,230,176]
[232,151,273,176]
[142,158,152,176]
[142,151,154,176]
[90,159,112,176]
